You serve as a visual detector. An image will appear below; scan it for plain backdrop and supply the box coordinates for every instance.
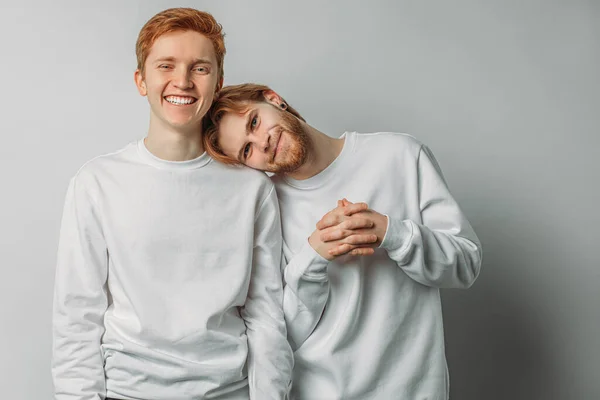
[1,1,598,399]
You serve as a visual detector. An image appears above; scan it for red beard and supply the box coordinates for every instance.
[265,111,311,174]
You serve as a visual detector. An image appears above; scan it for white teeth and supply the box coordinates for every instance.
[165,96,195,105]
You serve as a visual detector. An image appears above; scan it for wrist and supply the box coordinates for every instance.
[308,230,334,261]
[380,214,389,243]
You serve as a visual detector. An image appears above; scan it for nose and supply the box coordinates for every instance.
[252,131,270,153]
[173,68,193,89]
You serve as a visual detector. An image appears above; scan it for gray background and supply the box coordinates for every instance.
[1,0,598,399]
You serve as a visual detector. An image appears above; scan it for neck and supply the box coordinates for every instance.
[286,124,344,180]
[145,115,204,161]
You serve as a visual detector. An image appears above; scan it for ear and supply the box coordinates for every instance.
[262,89,283,108]
[134,69,147,96]
[215,76,224,94]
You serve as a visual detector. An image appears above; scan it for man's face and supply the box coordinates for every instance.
[218,102,310,173]
[135,30,221,133]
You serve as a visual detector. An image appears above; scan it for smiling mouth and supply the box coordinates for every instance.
[164,95,198,105]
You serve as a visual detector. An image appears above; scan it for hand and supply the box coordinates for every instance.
[317,199,388,258]
[317,199,374,237]
[308,200,378,260]
[315,198,368,230]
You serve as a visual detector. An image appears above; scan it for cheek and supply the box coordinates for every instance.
[200,92,216,106]
[196,75,218,91]
[248,154,267,169]
[146,79,167,96]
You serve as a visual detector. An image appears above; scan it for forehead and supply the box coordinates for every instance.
[147,30,216,63]
[218,111,249,157]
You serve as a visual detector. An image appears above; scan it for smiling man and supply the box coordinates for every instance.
[52,10,292,400]
[203,83,483,400]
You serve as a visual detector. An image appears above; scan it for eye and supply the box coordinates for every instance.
[158,64,171,69]
[194,66,209,74]
[250,116,258,129]
[243,143,251,159]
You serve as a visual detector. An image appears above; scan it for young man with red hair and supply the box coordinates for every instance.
[203,83,483,400]
[52,11,292,400]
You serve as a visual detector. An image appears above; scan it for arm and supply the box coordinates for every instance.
[379,145,482,288]
[281,240,329,351]
[282,202,377,350]
[52,177,109,399]
[320,146,482,289]
[240,186,293,399]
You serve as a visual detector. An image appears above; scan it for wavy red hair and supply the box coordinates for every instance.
[136,8,226,83]
[203,83,305,165]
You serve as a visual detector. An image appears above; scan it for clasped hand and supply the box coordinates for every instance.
[308,199,388,261]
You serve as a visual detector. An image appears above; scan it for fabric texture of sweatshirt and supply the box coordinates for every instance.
[275,131,482,400]
[52,139,293,400]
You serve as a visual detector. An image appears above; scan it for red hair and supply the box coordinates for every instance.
[203,83,305,165]
[136,8,226,82]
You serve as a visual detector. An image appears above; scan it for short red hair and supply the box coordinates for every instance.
[203,83,305,165]
[136,8,226,83]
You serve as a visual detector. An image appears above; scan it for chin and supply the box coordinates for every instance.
[168,118,200,130]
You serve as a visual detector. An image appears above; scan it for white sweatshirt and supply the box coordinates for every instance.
[52,139,293,400]
[275,132,482,400]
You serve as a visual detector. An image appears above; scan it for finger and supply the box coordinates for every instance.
[320,228,348,242]
[320,216,378,241]
[328,243,376,257]
[340,217,375,231]
[316,213,342,230]
[341,198,352,207]
[321,229,377,244]
[343,234,378,245]
[350,248,376,256]
[343,202,369,216]
[328,243,355,257]
[337,200,344,208]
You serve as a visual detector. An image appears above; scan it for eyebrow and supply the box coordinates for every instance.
[236,110,256,162]
[153,57,213,65]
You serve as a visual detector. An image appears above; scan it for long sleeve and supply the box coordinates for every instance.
[52,177,109,399]
[281,241,330,351]
[240,186,294,399]
[380,145,482,288]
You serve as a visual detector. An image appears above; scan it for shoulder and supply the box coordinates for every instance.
[350,131,424,159]
[207,160,275,196]
[354,131,422,148]
[70,142,136,192]
[208,160,272,185]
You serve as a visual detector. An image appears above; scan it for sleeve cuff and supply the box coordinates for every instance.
[284,240,330,284]
[379,215,413,256]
